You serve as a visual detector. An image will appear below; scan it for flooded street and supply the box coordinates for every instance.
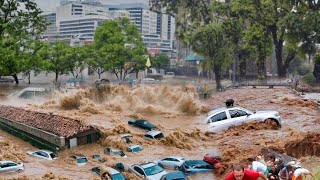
[1,78,320,179]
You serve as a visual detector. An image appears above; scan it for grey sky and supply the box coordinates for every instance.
[34,0,149,12]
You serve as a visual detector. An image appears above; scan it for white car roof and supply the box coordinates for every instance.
[207,106,248,115]
[146,130,163,136]
[165,156,185,160]
[20,87,46,92]
[0,160,15,164]
[103,166,121,175]
[37,150,54,153]
[129,144,142,149]
[140,162,157,169]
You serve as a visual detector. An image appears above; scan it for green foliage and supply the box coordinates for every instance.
[151,54,170,70]
[39,40,73,82]
[302,72,316,85]
[314,54,320,64]
[0,0,47,83]
[92,18,146,80]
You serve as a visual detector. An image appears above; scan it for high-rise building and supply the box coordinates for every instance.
[42,0,129,44]
[107,3,176,56]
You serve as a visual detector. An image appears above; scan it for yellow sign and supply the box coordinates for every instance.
[146,57,151,68]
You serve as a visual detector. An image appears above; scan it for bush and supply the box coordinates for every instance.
[302,73,317,85]
[314,167,320,180]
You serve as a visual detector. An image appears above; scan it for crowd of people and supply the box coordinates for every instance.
[224,153,315,180]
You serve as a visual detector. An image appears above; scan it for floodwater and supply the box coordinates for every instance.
[1,79,320,180]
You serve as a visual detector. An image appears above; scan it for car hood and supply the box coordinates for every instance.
[147,171,167,180]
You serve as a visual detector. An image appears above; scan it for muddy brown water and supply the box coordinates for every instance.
[1,84,320,179]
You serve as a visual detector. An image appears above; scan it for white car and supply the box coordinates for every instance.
[144,130,164,140]
[0,161,24,173]
[27,150,58,160]
[91,166,126,180]
[9,87,48,99]
[129,162,167,180]
[154,156,185,170]
[205,106,281,133]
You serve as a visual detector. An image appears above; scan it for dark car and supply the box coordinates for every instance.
[161,171,187,180]
[128,119,156,131]
[179,160,214,174]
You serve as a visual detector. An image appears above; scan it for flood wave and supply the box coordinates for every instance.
[56,85,208,115]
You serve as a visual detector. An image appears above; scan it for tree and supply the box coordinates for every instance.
[93,18,146,80]
[40,41,73,83]
[85,44,109,79]
[0,0,47,83]
[313,54,320,83]
[150,0,234,90]
[21,39,47,84]
[65,46,86,78]
[151,53,170,70]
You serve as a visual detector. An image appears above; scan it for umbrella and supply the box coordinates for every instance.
[186,52,204,61]
[146,57,151,68]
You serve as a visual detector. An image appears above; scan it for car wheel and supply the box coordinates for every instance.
[265,119,279,129]
[17,168,23,172]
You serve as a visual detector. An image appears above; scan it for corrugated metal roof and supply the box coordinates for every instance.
[0,105,93,138]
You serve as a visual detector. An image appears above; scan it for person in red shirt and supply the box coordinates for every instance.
[225,164,267,180]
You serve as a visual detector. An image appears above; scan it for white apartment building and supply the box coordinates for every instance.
[107,3,176,56]
[42,0,129,44]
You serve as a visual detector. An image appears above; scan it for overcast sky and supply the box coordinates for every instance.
[34,0,149,12]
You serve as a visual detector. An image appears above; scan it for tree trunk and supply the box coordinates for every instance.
[13,74,19,84]
[213,64,222,91]
[257,53,266,80]
[55,71,59,82]
[28,72,31,84]
[274,41,286,77]
[98,73,101,79]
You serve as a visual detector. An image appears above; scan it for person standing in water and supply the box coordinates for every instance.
[225,164,267,180]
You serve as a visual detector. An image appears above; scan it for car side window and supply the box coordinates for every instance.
[144,134,153,139]
[154,133,164,139]
[229,110,247,118]
[134,166,145,176]
[210,112,227,122]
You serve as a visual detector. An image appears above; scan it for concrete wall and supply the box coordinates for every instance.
[0,117,65,148]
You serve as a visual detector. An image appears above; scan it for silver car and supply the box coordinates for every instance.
[129,162,167,180]
[0,161,24,173]
[154,156,185,170]
[27,150,58,160]
[205,106,281,133]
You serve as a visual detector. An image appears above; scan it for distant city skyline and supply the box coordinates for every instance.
[34,0,149,12]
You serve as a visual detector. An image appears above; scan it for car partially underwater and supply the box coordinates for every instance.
[205,106,281,133]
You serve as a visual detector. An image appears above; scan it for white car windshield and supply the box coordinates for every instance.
[144,165,163,176]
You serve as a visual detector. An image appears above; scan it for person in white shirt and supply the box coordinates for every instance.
[292,168,315,180]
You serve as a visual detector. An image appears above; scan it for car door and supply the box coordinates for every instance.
[4,162,17,172]
[161,158,174,168]
[228,109,250,126]
[208,111,233,132]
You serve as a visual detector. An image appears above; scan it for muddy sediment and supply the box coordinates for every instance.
[285,133,320,158]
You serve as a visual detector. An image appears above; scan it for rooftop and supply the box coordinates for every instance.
[0,105,94,138]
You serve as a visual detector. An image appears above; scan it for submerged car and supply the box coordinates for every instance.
[91,166,126,180]
[154,156,185,170]
[160,171,186,180]
[205,106,281,133]
[129,162,167,180]
[120,133,133,144]
[144,130,164,140]
[128,119,157,131]
[104,147,127,158]
[9,87,49,100]
[0,161,24,173]
[179,160,214,174]
[26,150,58,160]
[70,154,88,166]
[128,144,143,153]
